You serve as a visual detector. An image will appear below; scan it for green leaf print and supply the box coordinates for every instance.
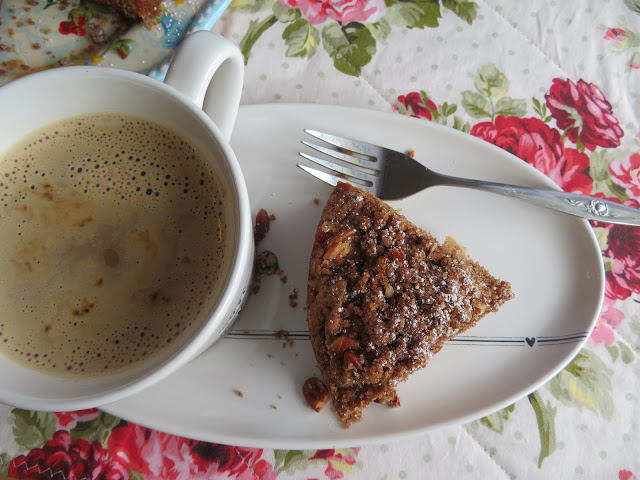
[386,0,442,29]
[618,340,636,364]
[461,64,526,120]
[442,0,477,24]
[11,409,57,450]
[273,2,299,22]
[604,341,636,364]
[322,23,376,77]
[632,315,640,336]
[232,0,276,14]
[108,38,134,59]
[547,349,614,421]
[452,115,471,133]
[69,412,121,444]
[274,449,313,474]
[528,391,557,468]
[589,150,629,202]
[474,64,509,98]
[532,96,552,122]
[605,343,621,362]
[239,15,279,64]
[367,18,392,43]
[461,91,492,118]
[494,96,527,117]
[480,404,515,434]
[625,0,640,14]
[128,468,145,480]
[0,453,12,475]
[282,19,320,58]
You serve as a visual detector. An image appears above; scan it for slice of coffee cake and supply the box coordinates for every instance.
[306,182,513,426]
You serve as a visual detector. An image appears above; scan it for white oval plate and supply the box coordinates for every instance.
[103,104,604,449]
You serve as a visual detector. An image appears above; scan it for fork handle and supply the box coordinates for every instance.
[437,173,640,226]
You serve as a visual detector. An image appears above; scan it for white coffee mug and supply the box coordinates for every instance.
[0,31,254,411]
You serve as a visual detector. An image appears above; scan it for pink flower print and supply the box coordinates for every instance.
[610,153,640,197]
[278,0,385,25]
[309,448,359,480]
[604,28,630,47]
[107,422,276,480]
[589,297,624,346]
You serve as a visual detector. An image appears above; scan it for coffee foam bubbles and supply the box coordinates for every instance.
[0,113,230,378]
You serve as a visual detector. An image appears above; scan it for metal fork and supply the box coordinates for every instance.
[297,129,640,226]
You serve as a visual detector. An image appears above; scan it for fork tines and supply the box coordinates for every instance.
[297,130,380,190]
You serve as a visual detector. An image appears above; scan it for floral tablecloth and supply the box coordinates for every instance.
[1,0,640,479]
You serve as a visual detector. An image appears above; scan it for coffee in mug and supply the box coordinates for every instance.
[0,111,232,378]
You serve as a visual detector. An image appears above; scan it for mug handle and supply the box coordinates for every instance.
[164,31,244,141]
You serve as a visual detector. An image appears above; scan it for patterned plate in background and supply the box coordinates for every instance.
[0,0,231,86]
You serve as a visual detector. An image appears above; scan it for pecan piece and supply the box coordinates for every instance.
[324,227,357,260]
[343,350,363,371]
[315,220,335,243]
[302,377,330,413]
[328,334,359,355]
[388,249,405,261]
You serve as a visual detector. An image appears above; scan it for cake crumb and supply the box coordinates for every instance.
[234,389,244,398]
[288,288,299,308]
[254,208,275,244]
[407,149,415,158]
[270,405,278,410]
[313,197,320,205]
[274,329,295,347]
[251,250,283,295]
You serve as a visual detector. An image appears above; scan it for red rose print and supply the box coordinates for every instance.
[610,153,640,197]
[9,430,129,480]
[605,223,640,299]
[545,78,623,151]
[55,408,101,429]
[392,92,437,120]
[470,115,593,194]
[107,422,276,480]
[588,193,640,302]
